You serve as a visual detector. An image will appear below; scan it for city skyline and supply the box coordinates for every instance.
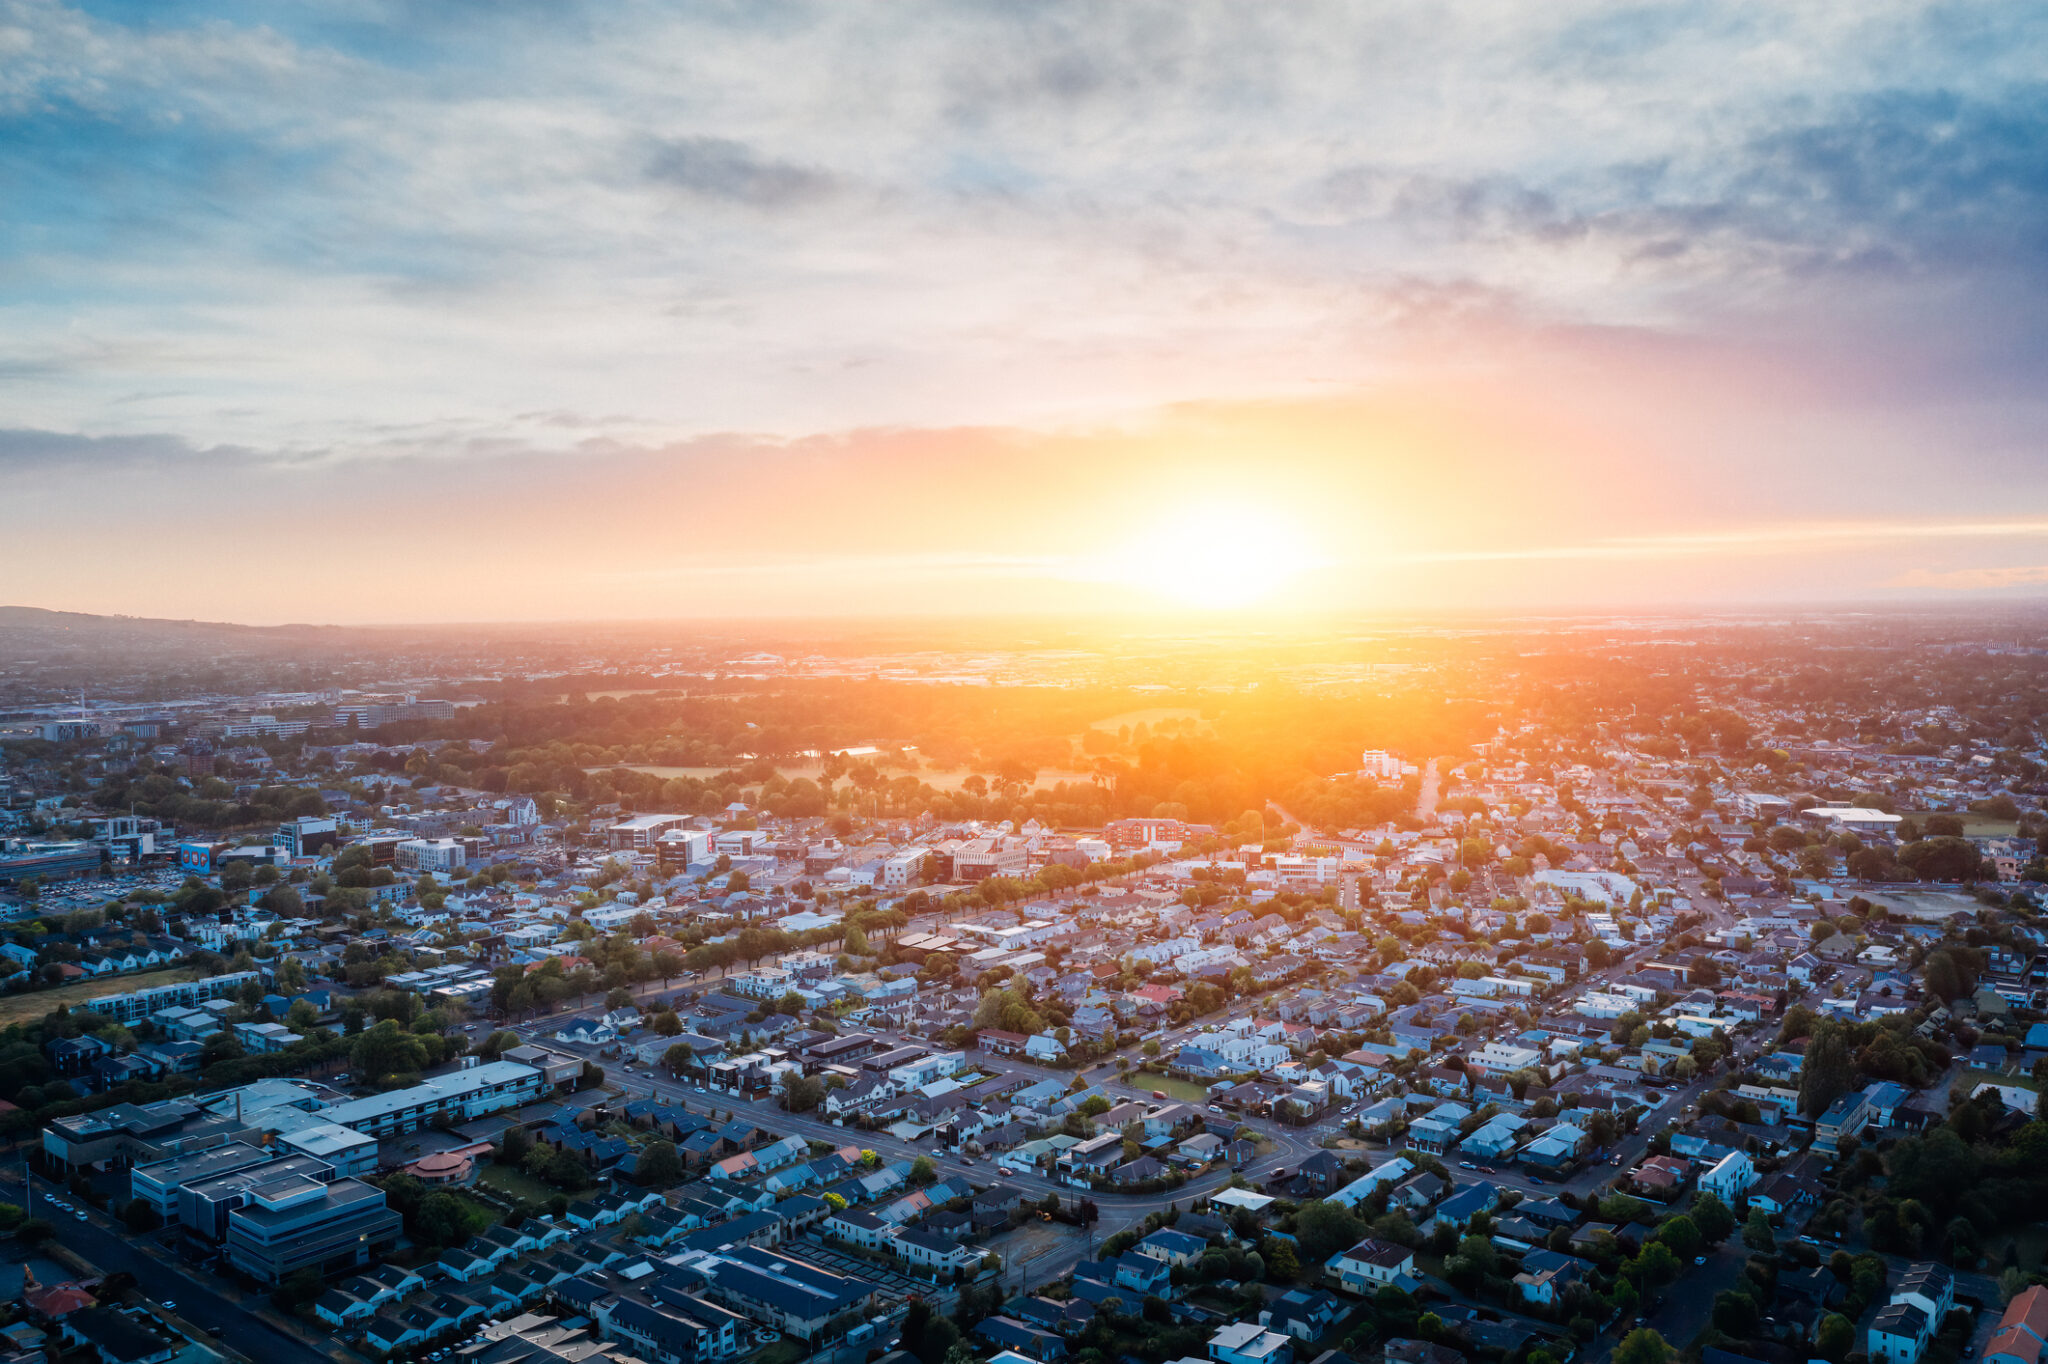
[5,2,2048,622]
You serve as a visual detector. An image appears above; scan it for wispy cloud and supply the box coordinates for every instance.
[1404,519,2048,566]
[1890,565,2048,591]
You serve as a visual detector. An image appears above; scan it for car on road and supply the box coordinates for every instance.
[73,1210,87,1221]
[1458,1161,1475,1169]
[1693,1255,1707,1266]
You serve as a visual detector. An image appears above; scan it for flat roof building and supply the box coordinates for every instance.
[223,1175,401,1284]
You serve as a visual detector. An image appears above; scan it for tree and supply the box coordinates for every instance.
[1691,1190,1735,1245]
[1815,1313,1856,1363]
[663,1042,697,1072]
[273,1266,325,1312]
[1922,948,1981,1003]
[636,1140,683,1189]
[351,1018,427,1081]
[780,1071,826,1113]
[901,1300,960,1364]
[909,1156,938,1186]
[1899,837,1987,883]
[1712,1289,1760,1337]
[973,988,1045,1037]
[478,1029,520,1061]
[1655,1214,1701,1262]
[1599,1193,1649,1224]
[1800,1019,1856,1117]
[1614,1328,1671,1364]
[415,1190,479,1248]
[544,1145,592,1190]
[1294,1199,1367,1264]
[1629,1241,1681,1290]
[1743,1207,1776,1253]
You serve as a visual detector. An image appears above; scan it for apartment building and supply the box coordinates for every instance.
[318,1060,542,1138]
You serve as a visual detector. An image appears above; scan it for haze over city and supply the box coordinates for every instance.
[12,6,2048,1364]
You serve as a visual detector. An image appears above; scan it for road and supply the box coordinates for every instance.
[0,1169,333,1364]
[1417,758,1441,821]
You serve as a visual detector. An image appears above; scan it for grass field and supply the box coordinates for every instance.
[479,1163,558,1208]
[1862,889,1987,921]
[1088,706,1205,733]
[0,965,209,1028]
[1966,1068,2039,1094]
[747,1340,806,1364]
[1129,1075,1215,1103]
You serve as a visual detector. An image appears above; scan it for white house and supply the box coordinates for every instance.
[1869,1303,1930,1364]
[1325,1238,1414,1294]
[1700,1150,1756,1204]
[1208,1323,1295,1364]
[1024,1034,1067,1062]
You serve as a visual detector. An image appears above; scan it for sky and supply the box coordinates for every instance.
[4,0,2048,624]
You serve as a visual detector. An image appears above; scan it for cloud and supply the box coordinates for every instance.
[0,427,261,471]
[3,0,2048,622]
[1406,519,2048,566]
[644,137,841,208]
[1890,565,2048,592]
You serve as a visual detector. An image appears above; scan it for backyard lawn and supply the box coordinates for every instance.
[479,1163,558,1208]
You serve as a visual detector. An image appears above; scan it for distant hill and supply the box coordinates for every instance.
[0,605,273,636]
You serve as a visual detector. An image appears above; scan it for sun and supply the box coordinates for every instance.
[1097,501,1320,609]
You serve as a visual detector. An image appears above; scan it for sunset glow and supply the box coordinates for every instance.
[1094,503,1321,611]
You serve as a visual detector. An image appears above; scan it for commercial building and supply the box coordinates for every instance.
[317,1060,542,1138]
[128,1141,275,1220]
[395,838,468,874]
[609,814,691,851]
[273,817,340,859]
[44,1099,248,1170]
[180,1154,339,1244]
[222,1175,402,1283]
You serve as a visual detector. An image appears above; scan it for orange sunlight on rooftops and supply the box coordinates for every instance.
[1092,500,1321,610]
